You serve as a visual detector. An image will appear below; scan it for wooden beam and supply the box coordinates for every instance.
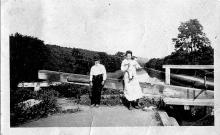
[169,117,179,126]
[158,111,172,126]
[147,82,214,93]
[163,98,214,106]
[165,68,170,85]
[38,70,214,99]
[163,65,214,69]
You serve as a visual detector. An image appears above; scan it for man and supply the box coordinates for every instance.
[89,56,107,107]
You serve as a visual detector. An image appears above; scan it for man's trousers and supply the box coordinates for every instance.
[91,74,103,105]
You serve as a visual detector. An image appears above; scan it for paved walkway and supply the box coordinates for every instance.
[19,105,162,127]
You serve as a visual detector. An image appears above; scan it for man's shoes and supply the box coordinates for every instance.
[128,106,134,110]
[90,104,95,107]
[134,105,141,109]
[128,102,134,110]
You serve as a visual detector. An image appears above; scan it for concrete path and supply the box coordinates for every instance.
[19,105,162,127]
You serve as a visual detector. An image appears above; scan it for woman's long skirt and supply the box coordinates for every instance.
[123,72,143,101]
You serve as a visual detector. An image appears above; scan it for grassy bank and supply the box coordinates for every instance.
[10,88,59,126]
[11,82,213,126]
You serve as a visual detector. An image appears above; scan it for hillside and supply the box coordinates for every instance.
[10,33,148,89]
[136,57,149,66]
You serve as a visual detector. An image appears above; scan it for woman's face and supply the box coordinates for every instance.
[126,53,132,59]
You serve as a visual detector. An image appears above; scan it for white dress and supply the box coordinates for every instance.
[121,59,143,101]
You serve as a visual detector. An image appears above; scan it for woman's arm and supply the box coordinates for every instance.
[135,61,142,69]
[121,60,128,72]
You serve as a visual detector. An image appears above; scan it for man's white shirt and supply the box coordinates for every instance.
[90,64,107,81]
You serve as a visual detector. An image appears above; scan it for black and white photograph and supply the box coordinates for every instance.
[1,0,220,134]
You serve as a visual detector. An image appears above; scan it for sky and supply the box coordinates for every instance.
[4,0,220,58]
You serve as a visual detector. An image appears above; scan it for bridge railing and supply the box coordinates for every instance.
[162,65,214,85]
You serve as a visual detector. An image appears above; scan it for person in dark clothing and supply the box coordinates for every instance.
[89,56,107,107]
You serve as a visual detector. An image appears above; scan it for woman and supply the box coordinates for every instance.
[121,50,143,110]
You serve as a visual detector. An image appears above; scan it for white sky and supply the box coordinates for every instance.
[5,0,220,58]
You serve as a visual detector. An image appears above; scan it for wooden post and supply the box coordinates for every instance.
[187,89,189,99]
[34,82,41,91]
[165,68,170,85]
[204,75,207,89]
[193,90,195,99]
[184,105,190,110]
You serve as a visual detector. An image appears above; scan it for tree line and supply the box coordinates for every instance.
[10,33,124,90]
[145,19,214,77]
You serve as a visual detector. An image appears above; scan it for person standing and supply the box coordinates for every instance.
[121,50,143,110]
[89,56,107,107]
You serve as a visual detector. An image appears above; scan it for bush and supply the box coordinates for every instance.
[35,89,59,115]
[10,88,59,127]
[10,87,36,106]
[46,83,88,98]
[102,88,123,95]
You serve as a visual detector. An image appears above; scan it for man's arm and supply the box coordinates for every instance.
[89,67,93,86]
[102,65,107,85]
[102,66,107,81]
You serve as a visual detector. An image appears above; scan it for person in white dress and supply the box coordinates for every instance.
[121,50,143,110]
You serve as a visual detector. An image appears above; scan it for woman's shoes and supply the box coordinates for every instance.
[128,102,134,110]
[132,101,141,109]
[128,106,134,110]
[91,104,100,108]
[134,105,141,109]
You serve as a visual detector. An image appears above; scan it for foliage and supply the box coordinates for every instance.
[35,89,59,114]
[145,19,214,77]
[10,87,36,106]
[10,33,123,90]
[71,48,121,74]
[45,83,87,98]
[102,88,123,95]
[10,33,49,90]
[115,51,125,61]
[173,19,211,54]
[10,88,59,126]
[43,45,76,73]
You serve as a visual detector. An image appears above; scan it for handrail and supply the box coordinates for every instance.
[162,65,214,85]
[162,65,214,69]
[162,65,214,99]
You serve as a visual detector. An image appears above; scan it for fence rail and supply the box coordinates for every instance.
[162,65,214,85]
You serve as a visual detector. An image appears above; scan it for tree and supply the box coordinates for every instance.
[145,18,214,74]
[172,19,211,53]
[10,33,49,90]
[115,51,125,60]
[172,19,213,64]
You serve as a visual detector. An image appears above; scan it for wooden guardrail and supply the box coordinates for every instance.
[17,69,214,107]
[13,69,215,107]
[162,65,214,85]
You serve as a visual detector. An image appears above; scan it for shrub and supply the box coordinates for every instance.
[10,87,36,105]
[46,83,88,98]
[10,88,59,126]
[102,88,123,95]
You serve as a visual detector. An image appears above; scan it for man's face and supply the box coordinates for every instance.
[95,60,100,65]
